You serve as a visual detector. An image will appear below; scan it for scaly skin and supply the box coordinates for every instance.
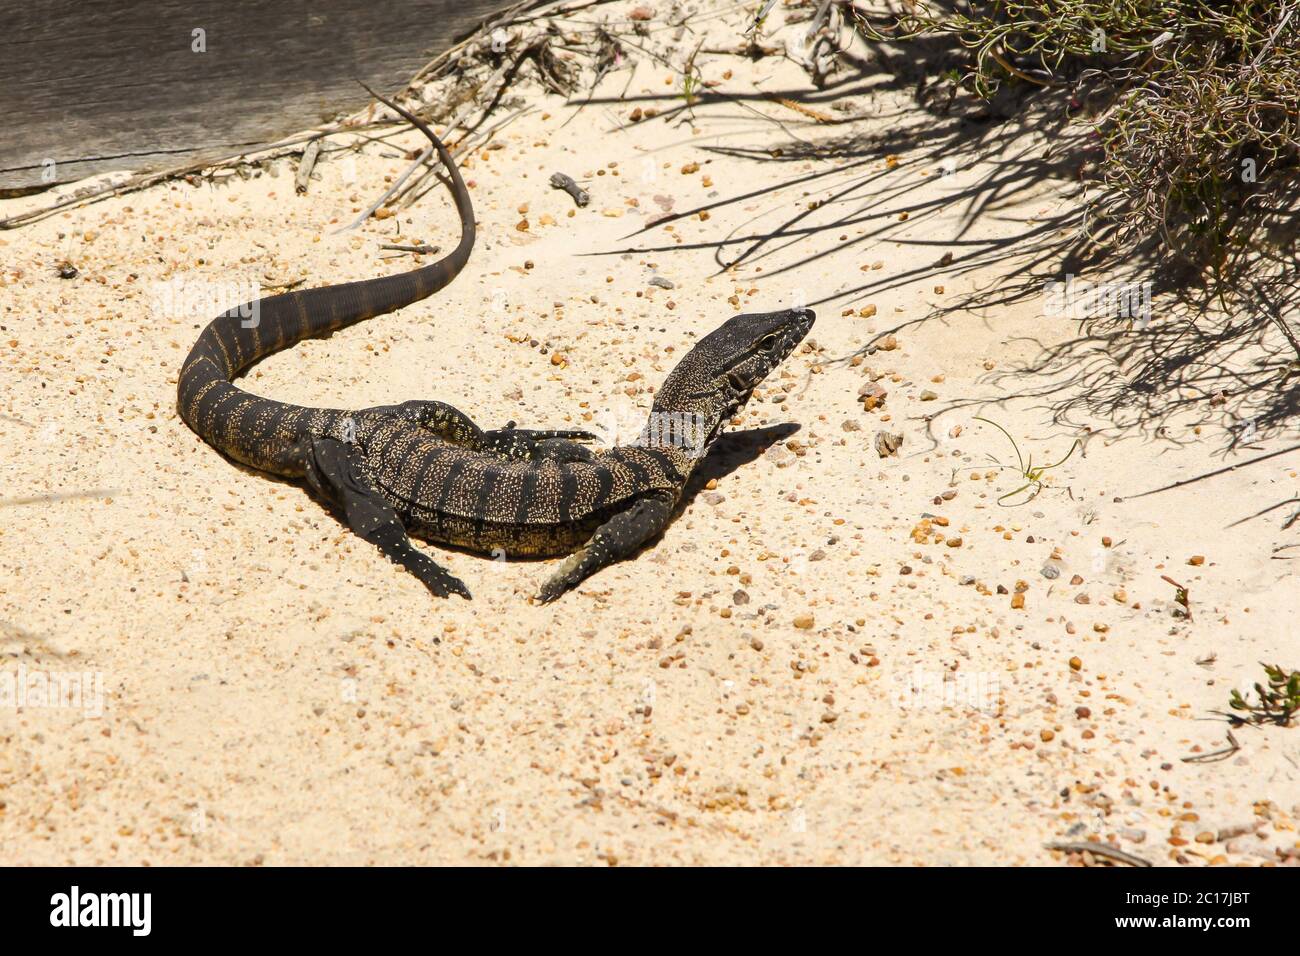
[177,87,815,602]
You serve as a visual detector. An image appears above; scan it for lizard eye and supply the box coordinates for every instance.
[758,333,780,353]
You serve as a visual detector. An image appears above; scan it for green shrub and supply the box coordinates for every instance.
[857,1,1300,277]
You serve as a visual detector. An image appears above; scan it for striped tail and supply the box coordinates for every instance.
[176,88,475,475]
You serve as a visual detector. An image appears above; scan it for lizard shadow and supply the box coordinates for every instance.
[678,421,802,510]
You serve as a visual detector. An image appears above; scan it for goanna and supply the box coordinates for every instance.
[177,88,815,602]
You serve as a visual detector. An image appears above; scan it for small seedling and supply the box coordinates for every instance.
[679,40,706,114]
[1160,573,1191,620]
[746,0,779,37]
[972,416,1082,505]
[1229,663,1300,727]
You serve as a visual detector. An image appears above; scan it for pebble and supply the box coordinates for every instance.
[1041,564,1060,579]
[874,431,903,458]
[793,614,815,630]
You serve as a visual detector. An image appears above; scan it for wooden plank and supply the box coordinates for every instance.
[0,0,511,191]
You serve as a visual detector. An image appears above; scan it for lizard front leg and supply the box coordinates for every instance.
[535,490,676,603]
[481,420,601,462]
[298,435,471,600]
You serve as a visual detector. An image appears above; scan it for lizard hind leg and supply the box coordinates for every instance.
[535,490,676,603]
[299,435,471,600]
[362,399,486,447]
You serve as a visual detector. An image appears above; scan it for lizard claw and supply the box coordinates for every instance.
[533,579,567,605]
[408,556,472,600]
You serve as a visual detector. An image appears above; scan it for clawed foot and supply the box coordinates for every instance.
[420,565,473,600]
[399,547,472,600]
[483,421,602,462]
[533,552,585,604]
[533,579,567,604]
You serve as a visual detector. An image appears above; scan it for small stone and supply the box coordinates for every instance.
[1069,656,1082,671]
[1011,593,1025,610]
[874,431,903,458]
[858,381,887,410]
[649,276,674,289]
[1070,574,1084,585]
[1188,555,1205,566]
[841,419,862,432]
[1041,564,1060,579]
[733,589,750,606]
[793,614,815,630]
[919,390,938,401]
[1040,729,1054,742]
[1075,706,1091,719]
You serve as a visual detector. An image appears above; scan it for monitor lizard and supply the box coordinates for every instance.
[177,87,815,602]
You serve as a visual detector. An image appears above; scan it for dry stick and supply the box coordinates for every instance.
[380,243,440,253]
[295,139,322,194]
[987,46,1053,88]
[0,123,394,230]
[1045,842,1153,868]
[803,0,834,47]
[395,106,536,216]
[1181,730,1241,763]
[549,172,590,206]
[341,44,537,232]
[339,142,436,232]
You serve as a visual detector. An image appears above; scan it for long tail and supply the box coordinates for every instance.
[176,87,475,474]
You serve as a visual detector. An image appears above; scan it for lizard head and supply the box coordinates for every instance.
[647,307,815,456]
